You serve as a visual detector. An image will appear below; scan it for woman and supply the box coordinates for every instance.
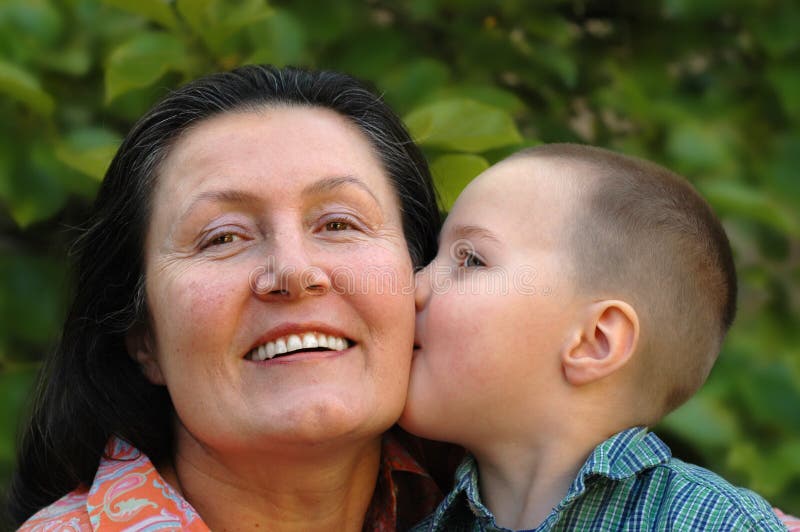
[9,65,449,530]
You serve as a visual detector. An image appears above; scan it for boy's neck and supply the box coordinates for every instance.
[471,422,620,530]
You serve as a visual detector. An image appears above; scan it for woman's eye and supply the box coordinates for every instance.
[325,220,352,231]
[207,233,239,247]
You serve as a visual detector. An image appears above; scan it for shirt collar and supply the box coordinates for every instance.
[425,454,498,529]
[366,428,446,531]
[430,427,672,529]
[86,437,209,531]
[565,427,672,502]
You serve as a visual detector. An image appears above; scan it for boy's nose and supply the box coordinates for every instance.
[414,265,432,311]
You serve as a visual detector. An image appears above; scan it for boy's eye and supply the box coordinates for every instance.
[461,252,485,268]
[453,243,485,268]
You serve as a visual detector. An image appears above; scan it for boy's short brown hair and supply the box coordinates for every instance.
[513,144,737,422]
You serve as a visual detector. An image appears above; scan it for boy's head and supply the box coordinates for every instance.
[401,143,736,447]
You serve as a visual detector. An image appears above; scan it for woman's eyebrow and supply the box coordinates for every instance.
[301,175,382,207]
[177,176,382,225]
[178,189,261,224]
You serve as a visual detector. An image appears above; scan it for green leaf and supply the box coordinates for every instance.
[36,41,91,76]
[533,46,578,88]
[102,0,179,30]
[246,8,307,67]
[331,27,408,82]
[665,121,734,173]
[55,128,120,181]
[728,440,800,496]
[750,4,800,58]
[177,0,272,54]
[525,13,579,47]
[430,154,489,211]
[659,391,739,448]
[105,31,188,103]
[767,63,800,120]
[277,1,357,45]
[430,85,524,114]
[0,136,14,203]
[218,0,272,39]
[4,142,68,227]
[768,134,800,204]
[662,0,729,19]
[404,99,522,153]
[0,0,62,48]
[697,180,800,238]
[0,60,55,115]
[175,0,211,37]
[0,367,37,467]
[737,361,800,432]
[0,253,67,350]
[378,58,450,113]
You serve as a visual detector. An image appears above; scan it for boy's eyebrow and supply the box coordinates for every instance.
[449,224,502,245]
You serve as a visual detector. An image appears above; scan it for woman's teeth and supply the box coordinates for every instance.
[248,332,349,361]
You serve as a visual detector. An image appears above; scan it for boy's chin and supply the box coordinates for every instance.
[396,408,429,439]
[397,407,453,444]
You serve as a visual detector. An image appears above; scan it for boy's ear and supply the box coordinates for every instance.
[125,324,165,385]
[561,300,639,386]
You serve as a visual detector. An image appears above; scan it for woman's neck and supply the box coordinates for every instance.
[160,431,383,531]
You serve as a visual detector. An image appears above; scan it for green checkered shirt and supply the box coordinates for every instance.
[411,427,785,531]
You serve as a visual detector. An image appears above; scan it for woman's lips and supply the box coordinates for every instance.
[246,331,350,361]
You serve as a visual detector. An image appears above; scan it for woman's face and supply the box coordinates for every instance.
[132,107,415,454]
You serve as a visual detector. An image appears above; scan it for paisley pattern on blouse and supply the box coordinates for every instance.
[20,437,209,532]
[18,428,447,531]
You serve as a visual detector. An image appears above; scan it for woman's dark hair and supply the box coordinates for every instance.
[8,65,440,526]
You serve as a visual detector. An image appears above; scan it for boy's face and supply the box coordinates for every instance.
[400,158,583,447]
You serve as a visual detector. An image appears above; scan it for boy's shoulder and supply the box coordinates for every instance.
[413,428,786,531]
[560,427,784,530]
[629,452,783,530]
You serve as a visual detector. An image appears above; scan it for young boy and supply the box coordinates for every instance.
[401,144,788,531]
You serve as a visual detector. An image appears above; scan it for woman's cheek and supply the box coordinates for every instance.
[151,261,250,354]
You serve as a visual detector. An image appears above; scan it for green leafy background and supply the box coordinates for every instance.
[1,0,798,516]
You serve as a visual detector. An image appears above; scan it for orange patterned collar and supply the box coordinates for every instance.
[20,429,456,531]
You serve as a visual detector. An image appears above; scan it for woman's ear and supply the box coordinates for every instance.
[561,300,639,386]
[125,325,165,385]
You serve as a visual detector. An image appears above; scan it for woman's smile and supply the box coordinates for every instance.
[243,322,354,362]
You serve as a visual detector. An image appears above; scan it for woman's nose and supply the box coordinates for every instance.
[249,235,331,300]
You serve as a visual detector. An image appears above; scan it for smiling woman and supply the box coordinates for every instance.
[8,65,445,531]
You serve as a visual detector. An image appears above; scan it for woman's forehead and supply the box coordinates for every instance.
[144,107,403,241]
[156,109,390,197]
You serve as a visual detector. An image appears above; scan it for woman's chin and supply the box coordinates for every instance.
[180,395,398,454]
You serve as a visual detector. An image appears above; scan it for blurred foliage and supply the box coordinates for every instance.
[0,0,798,516]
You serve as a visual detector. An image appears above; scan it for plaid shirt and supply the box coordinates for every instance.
[412,427,786,531]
